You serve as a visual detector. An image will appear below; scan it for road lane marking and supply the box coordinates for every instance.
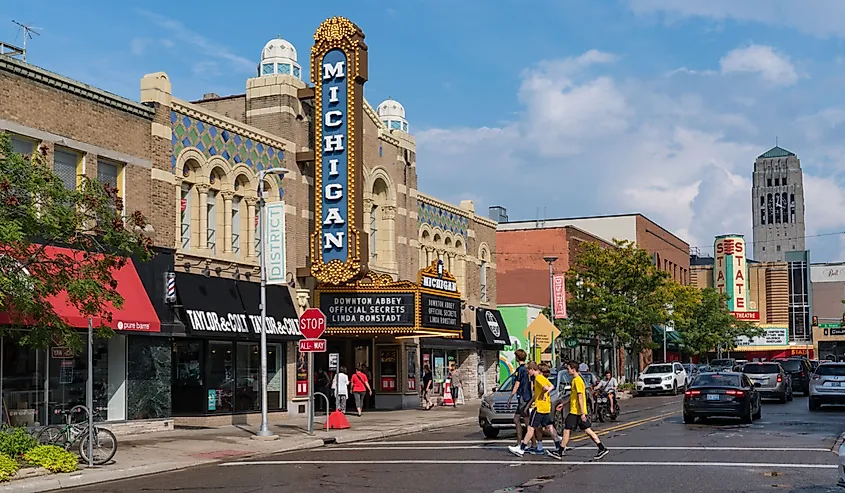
[221,460,837,469]
[320,445,831,452]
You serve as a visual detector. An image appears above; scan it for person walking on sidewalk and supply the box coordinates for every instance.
[448,364,462,407]
[558,360,609,460]
[351,364,372,417]
[421,364,434,410]
[332,366,350,414]
[508,362,563,459]
[507,349,532,447]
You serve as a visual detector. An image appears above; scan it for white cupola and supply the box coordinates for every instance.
[376,98,409,133]
[258,36,302,79]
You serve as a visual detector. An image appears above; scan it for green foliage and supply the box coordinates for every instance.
[23,445,78,473]
[618,382,635,391]
[565,239,672,356]
[0,453,18,481]
[0,427,37,458]
[667,284,763,355]
[0,133,153,351]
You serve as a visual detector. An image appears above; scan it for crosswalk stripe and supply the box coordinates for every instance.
[319,445,832,452]
[221,459,837,469]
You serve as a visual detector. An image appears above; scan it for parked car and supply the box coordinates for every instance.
[741,362,793,403]
[709,359,736,372]
[810,359,832,372]
[478,368,598,438]
[809,362,845,411]
[773,357,813,396]
[636,362,687,395]
[683,372,762,424]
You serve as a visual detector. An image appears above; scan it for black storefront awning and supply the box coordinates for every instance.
[175,273,301,341]
[476,308,511,348]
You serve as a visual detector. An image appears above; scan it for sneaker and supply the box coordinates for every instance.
[531,446,545,455]
[593,448,609,460]
[524,446,537,454]
[508,445,525,457]
[546,449,563,460]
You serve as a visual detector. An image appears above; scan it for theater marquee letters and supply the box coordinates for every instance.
[310,17,369,285]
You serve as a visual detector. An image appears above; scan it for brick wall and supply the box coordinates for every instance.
[635,215,691,284]
[193,94,247,123]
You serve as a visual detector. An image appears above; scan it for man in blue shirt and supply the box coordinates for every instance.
[507,349,533,448]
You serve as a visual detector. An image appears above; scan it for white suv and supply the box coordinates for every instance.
[636,362,688,395]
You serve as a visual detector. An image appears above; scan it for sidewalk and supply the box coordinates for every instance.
[2,406,478,493]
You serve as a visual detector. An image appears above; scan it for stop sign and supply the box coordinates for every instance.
[299,308,327,339]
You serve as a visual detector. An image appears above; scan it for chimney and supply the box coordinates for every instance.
[202,93,220,100]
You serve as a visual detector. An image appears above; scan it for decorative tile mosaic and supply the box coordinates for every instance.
[417,202,469,239]
[170,111,284,175]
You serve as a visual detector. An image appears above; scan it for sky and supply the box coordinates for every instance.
[4,0,845,261]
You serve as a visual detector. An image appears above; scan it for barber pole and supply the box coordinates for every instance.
[165,272,176,304]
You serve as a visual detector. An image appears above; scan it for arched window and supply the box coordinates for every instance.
[760,195,766,225]
[179,157,202,251]
[454,239,466,295]
[420,230,431,269]
[370,177,392,266]
[767,194,774,224]
[206,168,226,254]
[774,192,781,224]
[781,192,788,224]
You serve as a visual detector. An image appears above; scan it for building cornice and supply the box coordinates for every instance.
[172,98,293,151]
[0,57,154,119]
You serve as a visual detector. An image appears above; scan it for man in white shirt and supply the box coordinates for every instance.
[596,370,618,414]
[332,366,350,414]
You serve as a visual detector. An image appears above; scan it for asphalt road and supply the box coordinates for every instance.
[66,394,845,493]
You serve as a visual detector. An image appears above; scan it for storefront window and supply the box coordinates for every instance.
[406,348,417,393]
[127,337,172,419]
[235,343,260,412]
[378,349,398,392]
[46,340,109,424]
[1,340,43,427]
[206,342,234,413]
[266,344,285,411]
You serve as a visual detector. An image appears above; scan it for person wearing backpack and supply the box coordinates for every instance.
[351,364,372,416]
[507,349,533,447]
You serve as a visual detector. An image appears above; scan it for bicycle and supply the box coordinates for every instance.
[35,406,118,465]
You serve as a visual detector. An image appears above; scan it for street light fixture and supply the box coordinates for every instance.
[543,256,558,366]
[256,167,290,438]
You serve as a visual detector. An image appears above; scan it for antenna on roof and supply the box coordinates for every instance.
[776,136,778,147]
[12,20,41,62]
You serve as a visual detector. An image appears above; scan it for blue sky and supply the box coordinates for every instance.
[4,0,845,261]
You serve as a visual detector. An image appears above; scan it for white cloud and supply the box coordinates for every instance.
[720,45,798,85]
[130,38,150,56]
[626,0,845,38]
[416,48,845,261]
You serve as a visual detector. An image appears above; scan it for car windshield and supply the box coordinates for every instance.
[815,365,845,376]
[693,374,741,387]
[776,360,802,371]
[742,363,780,374]
[710,359,733,367]
[644,365,672,374]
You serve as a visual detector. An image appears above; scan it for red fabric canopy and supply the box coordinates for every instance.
[0,246,160,332]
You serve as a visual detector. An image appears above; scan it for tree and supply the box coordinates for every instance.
[0,133,152,350]
[667,284,762,357]
[565,239,672,362]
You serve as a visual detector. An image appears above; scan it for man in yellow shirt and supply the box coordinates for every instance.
[508,362,563,459]
[558,360,608,460]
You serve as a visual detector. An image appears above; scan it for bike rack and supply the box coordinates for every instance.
[69,405,93,468]
[313,392,331,432]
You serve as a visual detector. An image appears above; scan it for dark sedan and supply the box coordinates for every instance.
[683,372,762,424]
[773,357,813,396]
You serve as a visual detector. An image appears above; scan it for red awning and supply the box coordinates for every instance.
[0,246,160,332]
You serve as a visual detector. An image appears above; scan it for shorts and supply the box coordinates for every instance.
[515,399,530,417]
[529,409,553,428]
[564,413,592,431]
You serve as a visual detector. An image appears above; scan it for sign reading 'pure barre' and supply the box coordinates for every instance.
[310,17,369,285]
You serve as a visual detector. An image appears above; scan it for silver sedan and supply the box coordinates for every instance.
[741,362,793,403]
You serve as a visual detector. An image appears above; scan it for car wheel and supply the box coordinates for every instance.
[779,392,787,404]
[741,406,753,424]
[787,389,793,402]
[482,427,499,439]
[808,398,820,412]
[672,382,678,395]
[753,404,762,420]
[683,412,695,424]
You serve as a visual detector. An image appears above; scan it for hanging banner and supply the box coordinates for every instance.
[264,201,286,285]
[552,274,567,319]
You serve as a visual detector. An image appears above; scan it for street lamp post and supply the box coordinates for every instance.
[543,256,558,366]
[256,167,290,438]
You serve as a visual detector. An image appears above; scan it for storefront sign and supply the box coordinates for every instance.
[329,353,339,371]
[811,265,845,283]
[420,294,460,330]
[736,327,788,346]
[418,260,461,297]
[264,201,287,286]
[320,293,415,326]
[552,274,567,319]
[207,390,217,411]
[184,309,300,337]
[828,327,845,337]
[310,17,368,285]
[51,347,73,359]
[731,311,760,321]
[715,235,748,312]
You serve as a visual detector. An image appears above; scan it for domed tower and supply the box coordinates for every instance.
[377,98,409,133]
[258,36,302,79]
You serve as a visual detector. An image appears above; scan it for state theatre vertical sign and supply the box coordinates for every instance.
[310,17,369,285]
[715,235,749,312]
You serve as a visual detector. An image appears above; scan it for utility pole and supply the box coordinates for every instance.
[12,21,41,62]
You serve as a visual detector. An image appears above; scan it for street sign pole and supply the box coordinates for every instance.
[87,318,93,468]
[307,351,314,436]
[298,308,327,437]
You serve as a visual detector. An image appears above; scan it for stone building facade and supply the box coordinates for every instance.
[751,146,806,263]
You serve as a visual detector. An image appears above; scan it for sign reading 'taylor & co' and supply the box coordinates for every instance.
[310,17,369,285]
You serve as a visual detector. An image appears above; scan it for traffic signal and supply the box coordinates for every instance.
[812,316,818,326]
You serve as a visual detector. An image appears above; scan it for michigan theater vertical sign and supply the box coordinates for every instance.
[310,17,369,285]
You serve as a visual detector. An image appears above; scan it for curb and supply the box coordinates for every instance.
[331,416,477,444]
[832,431,845,455]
